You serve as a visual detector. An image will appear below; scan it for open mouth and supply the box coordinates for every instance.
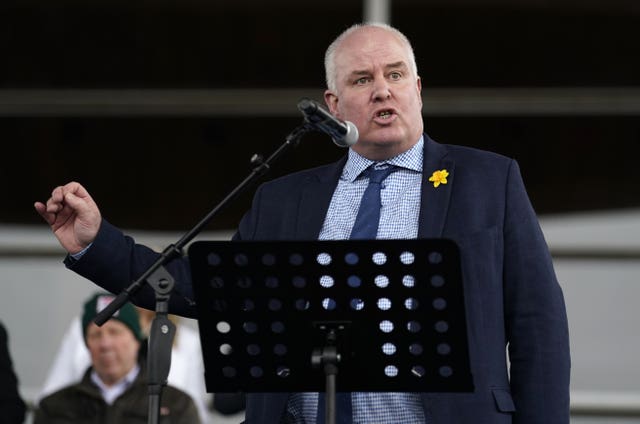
[376,110,394,120]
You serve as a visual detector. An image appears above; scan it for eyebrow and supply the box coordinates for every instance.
[385,61,408,70]
[349,61,409,77]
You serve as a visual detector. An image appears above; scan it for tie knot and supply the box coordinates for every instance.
[367,165,397,184]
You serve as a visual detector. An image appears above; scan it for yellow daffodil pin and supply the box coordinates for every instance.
[428,169,449,188]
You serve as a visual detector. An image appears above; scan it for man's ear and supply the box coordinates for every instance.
[324,90,340,117]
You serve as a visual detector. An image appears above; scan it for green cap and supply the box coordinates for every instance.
[81,292,144,342]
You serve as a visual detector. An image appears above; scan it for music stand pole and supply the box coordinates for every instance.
[145,267,177,424]
[312,325,347,424]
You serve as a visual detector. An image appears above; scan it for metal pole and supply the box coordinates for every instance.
[363,0,391,24]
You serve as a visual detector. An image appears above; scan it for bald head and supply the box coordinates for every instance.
[322,23,424,160]
[325,23,418,93]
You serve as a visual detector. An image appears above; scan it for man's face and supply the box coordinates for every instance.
[86,320,140,386]
[324,27,424,160]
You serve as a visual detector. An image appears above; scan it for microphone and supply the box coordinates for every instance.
[297,98,358,147]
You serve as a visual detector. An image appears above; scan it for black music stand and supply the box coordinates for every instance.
[188,239,474,422]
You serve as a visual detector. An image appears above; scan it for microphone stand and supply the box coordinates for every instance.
[94,122,314,424]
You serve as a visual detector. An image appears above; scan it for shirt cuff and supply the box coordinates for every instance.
[70,243,93,260]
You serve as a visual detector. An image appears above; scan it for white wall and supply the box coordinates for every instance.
[1,256,97,401]
[539,209,640,412]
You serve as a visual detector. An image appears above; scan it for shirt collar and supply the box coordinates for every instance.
[342,135,424,182]
[91,363,140,404]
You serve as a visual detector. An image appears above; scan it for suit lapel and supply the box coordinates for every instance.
[418,135,455,238]
[295,156,347,239]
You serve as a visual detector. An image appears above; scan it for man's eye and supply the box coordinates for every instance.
[355,77,369,85]
[389,72,402,80]
[109,328,124,336]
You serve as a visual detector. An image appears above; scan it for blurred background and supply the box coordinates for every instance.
[1,0,639,422]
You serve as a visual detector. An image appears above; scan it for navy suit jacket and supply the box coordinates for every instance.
[69,135,570,423]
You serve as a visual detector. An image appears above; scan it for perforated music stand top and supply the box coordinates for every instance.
[188,239,473,393]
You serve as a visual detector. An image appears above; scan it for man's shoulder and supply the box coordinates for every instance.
[427,136,515,176]
[163,383,198,401]
[38,379,95,408]
[259,158,344,190]
[434,138,512,165]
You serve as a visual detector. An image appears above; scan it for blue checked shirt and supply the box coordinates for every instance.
[284,137,426,424]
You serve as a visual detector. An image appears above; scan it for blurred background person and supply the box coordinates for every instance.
[38,306,211,422]
[34,292,200,424]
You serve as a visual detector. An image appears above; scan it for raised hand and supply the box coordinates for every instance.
[34,182,102,254]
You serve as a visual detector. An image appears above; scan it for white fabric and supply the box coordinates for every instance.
[39,316,91,399]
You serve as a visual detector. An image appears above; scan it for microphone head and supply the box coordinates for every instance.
[333,121,359,147]
[296,97,315,114]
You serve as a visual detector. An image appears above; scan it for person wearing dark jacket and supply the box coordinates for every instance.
[34,293,200,424]
[0,321,26,424]
[35,23,570,424]
[34,364,199,424]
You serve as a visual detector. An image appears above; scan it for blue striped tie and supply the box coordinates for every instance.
[350,165,398,239]
[316,164,397,424]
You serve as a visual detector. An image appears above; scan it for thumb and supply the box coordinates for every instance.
[62,190,101,244]
[62,190,101,230]
[63,191,95,214]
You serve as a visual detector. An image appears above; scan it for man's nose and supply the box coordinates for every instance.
[371,77,392,101]
[97,334,114,348]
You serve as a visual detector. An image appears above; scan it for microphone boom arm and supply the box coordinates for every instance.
[93,120,316,424]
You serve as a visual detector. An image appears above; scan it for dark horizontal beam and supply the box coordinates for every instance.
[550,249,640,261]
[2,87,640,117]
